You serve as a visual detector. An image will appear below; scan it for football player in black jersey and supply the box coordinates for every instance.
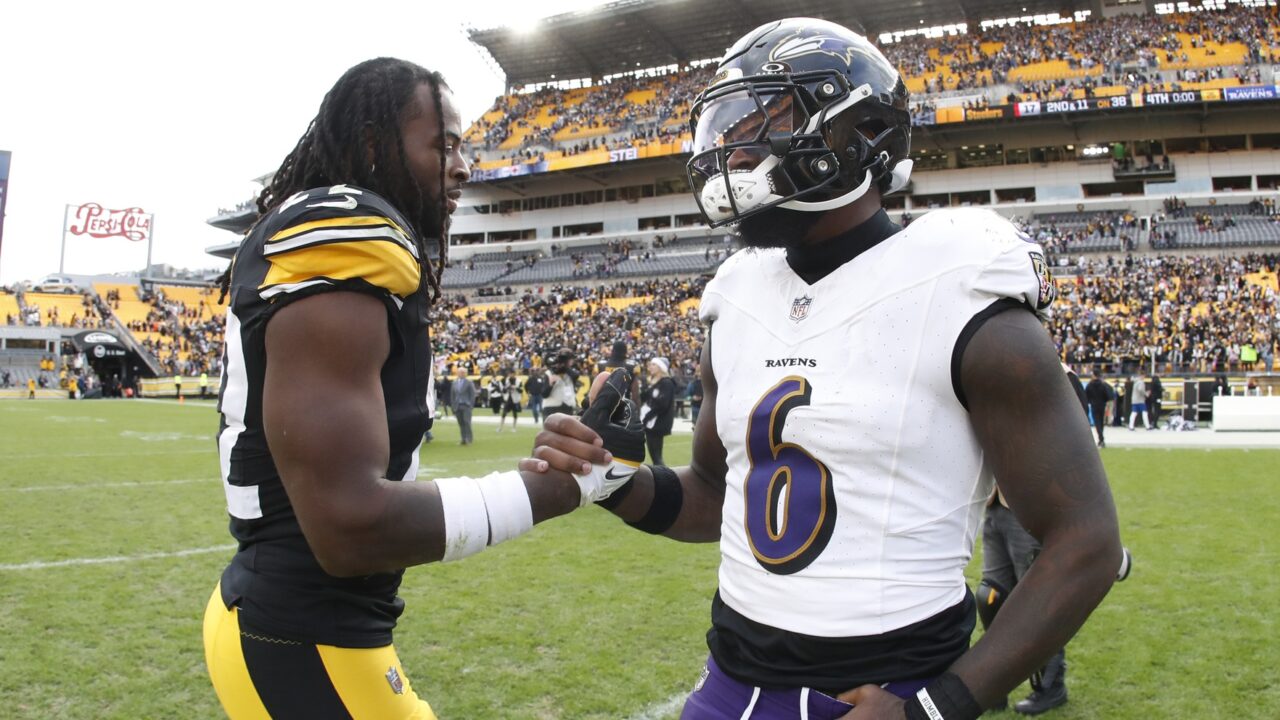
[203,58,621,720]
[529,19,1123,720]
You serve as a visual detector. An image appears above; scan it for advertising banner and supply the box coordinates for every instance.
[59,202,154,275]
[1223,85,1279,102]
[471,160,550,182]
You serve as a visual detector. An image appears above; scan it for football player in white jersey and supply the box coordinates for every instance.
[529,18,1122,720]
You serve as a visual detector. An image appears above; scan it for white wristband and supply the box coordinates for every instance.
[435,472,535,561]
[434,476,490,562]
[476,471,533,547]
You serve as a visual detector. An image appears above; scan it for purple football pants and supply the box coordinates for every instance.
[679,656,931,720]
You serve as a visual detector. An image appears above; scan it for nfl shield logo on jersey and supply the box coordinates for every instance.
[386,666,405,695]
[789,295,814,323]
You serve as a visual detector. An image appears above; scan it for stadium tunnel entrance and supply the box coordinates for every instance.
[70,330,155,396]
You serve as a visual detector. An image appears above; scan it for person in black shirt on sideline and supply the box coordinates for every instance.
[1084,370,1115,448]
[640,356,676,465]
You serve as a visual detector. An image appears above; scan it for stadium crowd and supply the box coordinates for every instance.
[431,277,706,384]
[6,248,1276,400]
[3,287,109,329]
[467,66,713,157]
[1049,253,1279,374]
[430,252,1279,384]
[464,4,1279,159]
[125,287,225,378]
[1019,211,1143,255]
[884,4,1277,89]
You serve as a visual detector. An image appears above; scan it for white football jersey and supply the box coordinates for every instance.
[699,208,1055,638]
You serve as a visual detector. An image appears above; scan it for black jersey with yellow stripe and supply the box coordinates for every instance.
[216,184,434,647]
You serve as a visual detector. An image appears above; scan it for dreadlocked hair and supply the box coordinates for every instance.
[228,57,452,304]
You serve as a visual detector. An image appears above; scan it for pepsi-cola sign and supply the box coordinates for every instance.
[68,203,152,242]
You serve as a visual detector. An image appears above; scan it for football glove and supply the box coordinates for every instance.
[572,368,645,506]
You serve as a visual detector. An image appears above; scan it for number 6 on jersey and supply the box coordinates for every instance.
[743,376,836,575]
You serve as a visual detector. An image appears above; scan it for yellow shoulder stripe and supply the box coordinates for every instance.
[268,215,411,244]
[260,239,421,298]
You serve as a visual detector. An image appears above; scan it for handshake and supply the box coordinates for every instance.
[571,368,647,506]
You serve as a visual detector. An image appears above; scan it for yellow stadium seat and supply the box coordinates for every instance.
[0,291,21,322]
[24,292,91,326]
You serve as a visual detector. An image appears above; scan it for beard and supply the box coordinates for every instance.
[418,194,448,241]
[732,206,823,250]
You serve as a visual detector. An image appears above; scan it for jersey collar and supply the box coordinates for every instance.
[785,209,900,285]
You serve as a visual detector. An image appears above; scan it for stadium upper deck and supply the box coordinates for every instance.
[463,1,1279,178]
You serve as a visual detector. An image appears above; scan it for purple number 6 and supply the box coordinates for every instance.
[743,376,836,575]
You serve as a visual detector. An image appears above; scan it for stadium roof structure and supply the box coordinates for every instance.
[469,0,1090,88]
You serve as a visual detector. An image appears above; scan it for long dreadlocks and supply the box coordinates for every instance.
[219,58,451,303]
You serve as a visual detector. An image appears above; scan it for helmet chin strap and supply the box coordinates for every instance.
[780,171,872,212]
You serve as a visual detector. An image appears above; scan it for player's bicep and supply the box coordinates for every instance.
[960,308,1115,542]
[263,292,393,537]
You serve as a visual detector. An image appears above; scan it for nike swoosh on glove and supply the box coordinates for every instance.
[573,368,646,506]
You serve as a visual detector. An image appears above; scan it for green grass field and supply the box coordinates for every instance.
[0,399,1276,719]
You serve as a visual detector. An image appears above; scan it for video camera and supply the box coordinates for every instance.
[547,347,575,375]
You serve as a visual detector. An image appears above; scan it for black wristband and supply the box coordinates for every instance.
[594,478,635,510]
[903,672,982,720]
[625,464,683,534]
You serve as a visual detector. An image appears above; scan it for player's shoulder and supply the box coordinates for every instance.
[899,207,1031,258]
[705,246,783,293]
[238,185,423,302]
[898,208,1055,310]
[251,184,414,246]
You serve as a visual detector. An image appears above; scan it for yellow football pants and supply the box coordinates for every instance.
[203,585,437,720]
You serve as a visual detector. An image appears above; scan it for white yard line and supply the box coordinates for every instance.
[3,478,211,493]
[0,545,234,571]
[4,448,209,459]
[624,693,687,720]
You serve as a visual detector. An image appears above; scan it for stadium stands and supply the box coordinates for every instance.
[463,5,1280,163]
[1021,210,1139,254]
[94,282,154,328]
[1050,253,1278,373]
[21,292,106,328]
[0,291,20,325]
[31,248,1272,401]
[441,234,736,289]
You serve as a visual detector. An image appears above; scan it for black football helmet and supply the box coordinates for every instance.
[687,18,912,228]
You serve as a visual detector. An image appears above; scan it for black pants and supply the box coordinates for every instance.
[645,429,667,466]
[983,504,1067,692]
[1090,403,1107,445]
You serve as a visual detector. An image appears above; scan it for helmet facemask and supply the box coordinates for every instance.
[688,70,910,229]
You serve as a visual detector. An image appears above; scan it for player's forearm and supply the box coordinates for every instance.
[949,515,1120,708]
[311,469,580,577]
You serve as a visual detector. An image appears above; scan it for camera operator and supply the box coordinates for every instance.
[543,347,580,418]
